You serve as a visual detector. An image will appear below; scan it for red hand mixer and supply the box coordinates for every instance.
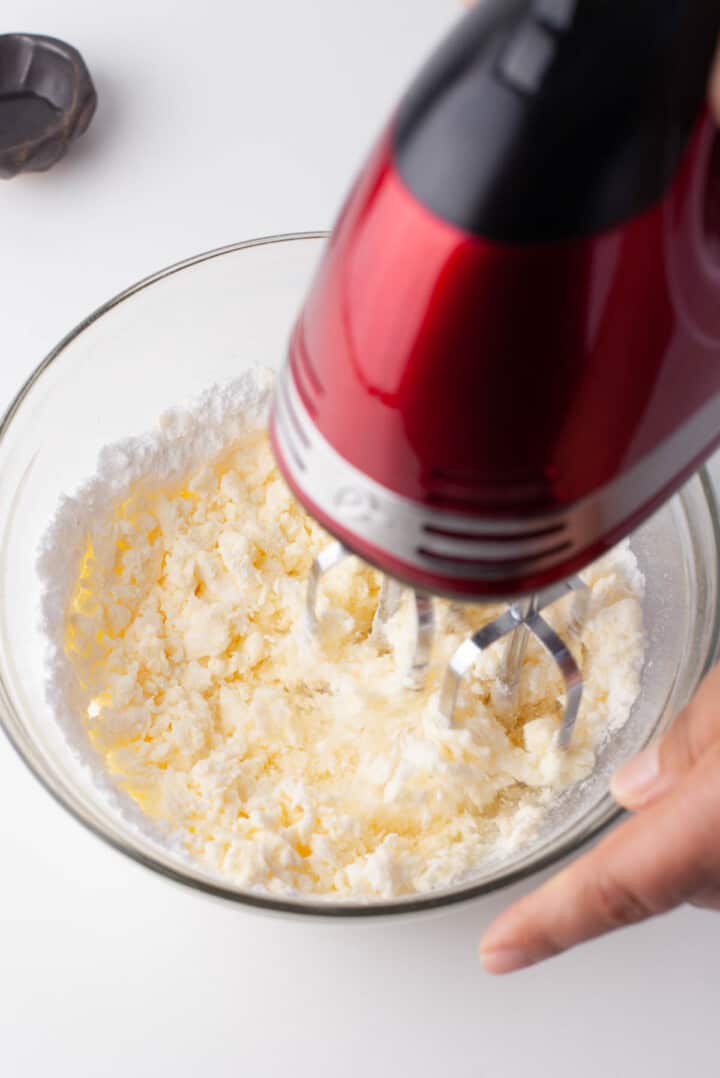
[271,0,720,744]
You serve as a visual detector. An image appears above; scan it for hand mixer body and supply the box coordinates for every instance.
[272,0,720,599]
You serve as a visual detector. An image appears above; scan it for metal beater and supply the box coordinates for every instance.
[305,539,589,747]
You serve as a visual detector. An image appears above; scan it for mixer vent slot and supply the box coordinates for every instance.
[417,539,572,571]
[418,515,570,566]
[423,521,565,543]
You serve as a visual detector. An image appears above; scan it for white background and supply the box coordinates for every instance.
[1,2,718,1075]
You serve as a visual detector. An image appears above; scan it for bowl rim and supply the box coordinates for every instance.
[1,231,719,918]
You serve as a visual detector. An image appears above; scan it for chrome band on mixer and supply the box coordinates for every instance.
[272,366,713,590]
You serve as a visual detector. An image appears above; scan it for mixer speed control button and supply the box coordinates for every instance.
[334,488,384,525]
[534,0,577,31]
[498,22,556,95]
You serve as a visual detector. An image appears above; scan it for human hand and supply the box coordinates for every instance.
[480,662,720,973]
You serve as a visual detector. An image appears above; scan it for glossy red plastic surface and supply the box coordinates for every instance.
[279,113,720,592]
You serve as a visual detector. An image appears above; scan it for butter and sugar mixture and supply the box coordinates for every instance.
[49,372,645,899]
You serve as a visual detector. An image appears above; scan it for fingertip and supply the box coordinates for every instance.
[479,943,533,975]
[479,868,577,974]
[479,906,518,956]
[479,895,555,974]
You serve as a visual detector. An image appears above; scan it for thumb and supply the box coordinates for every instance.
[611,662,720,811]
[480,742,720,974]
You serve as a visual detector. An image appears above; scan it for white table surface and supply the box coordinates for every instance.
[1,2,718,1075]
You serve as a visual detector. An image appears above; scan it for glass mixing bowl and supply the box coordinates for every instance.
[0,233,718,916]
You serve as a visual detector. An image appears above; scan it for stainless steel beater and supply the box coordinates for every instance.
[306,540,589,747]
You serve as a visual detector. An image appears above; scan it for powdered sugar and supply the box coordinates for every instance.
[39,369,274,625]
[37,370,275,856]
